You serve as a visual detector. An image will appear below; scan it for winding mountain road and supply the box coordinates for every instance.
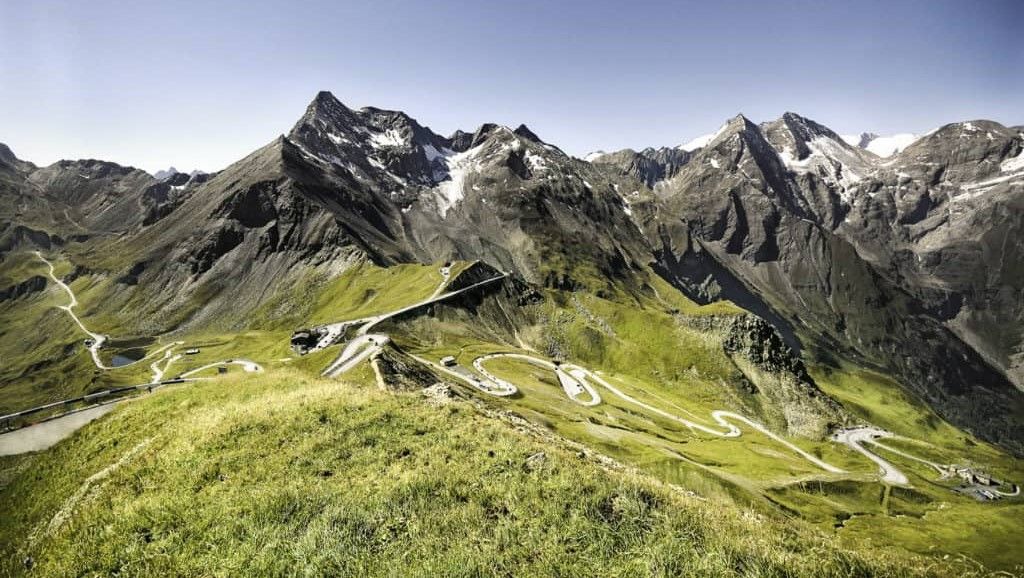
[36,251,109,369]
[415,346,1016,488]
[34,249,1012,489]
[323,334,390,377]
[308,267,848,476]
[180,359,263,378]
[304,263,1011,488]
[471,352,843,473]
[460,351,1016,487]
[36,251,186,381]
[320,270,507,378]
[831,427,909,485]
[3,253,268,456]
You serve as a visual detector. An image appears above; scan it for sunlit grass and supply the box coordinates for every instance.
[0,368,971,577]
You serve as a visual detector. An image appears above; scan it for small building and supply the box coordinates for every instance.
[440,355,457,367]
[185,348,200,355]
[217,366,228,375]
[290,330,316,354]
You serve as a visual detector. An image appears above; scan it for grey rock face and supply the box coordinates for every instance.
[642,112,1024,454]
[589,147,693,187]
[2,94,1022,454]
[0,275,46,301]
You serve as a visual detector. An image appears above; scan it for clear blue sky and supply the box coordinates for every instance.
[1,0,1020,173]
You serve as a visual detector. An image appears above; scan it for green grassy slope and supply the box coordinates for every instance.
[0,253,155,413]
[0,252,462,412]
[248,260,462,331]
[3,252,1022,574]
[0,369,973,577]
[394,281,1024,573]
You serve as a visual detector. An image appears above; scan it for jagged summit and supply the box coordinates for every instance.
[1,92,1023,463]
[0,143,28,172]
[0,143,16,165]
[853,132,879,148]
[291,91,360,137]
[311,90,350,113]
[153,167,179,180]
[512,124,543,144]
[775,112,849,144]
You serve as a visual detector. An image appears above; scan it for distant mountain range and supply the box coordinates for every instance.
[1,91,1022,454]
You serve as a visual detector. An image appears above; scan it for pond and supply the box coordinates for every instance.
[110,348,146,367]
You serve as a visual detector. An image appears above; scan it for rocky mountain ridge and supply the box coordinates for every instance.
[1,92,1022,453]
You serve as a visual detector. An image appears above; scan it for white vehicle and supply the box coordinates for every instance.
[440,355,457,367]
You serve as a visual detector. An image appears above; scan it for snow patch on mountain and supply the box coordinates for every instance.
[327,132,351,146]
[369,128,407,149]
[678,122,729,152]
[840,132,920,157]
[778,136,865,199]
[1000,148,1024,174]
[525,150,548,173]
[866,134,920,156]
[430,144,489,218]
[839,135,860,147]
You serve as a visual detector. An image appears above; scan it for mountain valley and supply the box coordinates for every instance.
[1,92,1022,575]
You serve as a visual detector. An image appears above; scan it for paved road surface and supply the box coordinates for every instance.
[149,348,183,383]
[37,252,184,377]
[37,251,108,369]
[323,335,389,377]
[319,273,507,378]
[832,427,908,484]
[424,350,844,474]
[180,359,263,378]
[0,405,115,456]
[472,353,601,406]
[411,354,517,396]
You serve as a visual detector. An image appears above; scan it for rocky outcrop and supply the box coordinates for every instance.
[372,344,439,392]
[0,225,63,254]
[0,275,46,301]
[677,312,848,439]
[721,315,849,439]
[642,112,1024,455]
[590,147,693,187]
[3,93,1022,454]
